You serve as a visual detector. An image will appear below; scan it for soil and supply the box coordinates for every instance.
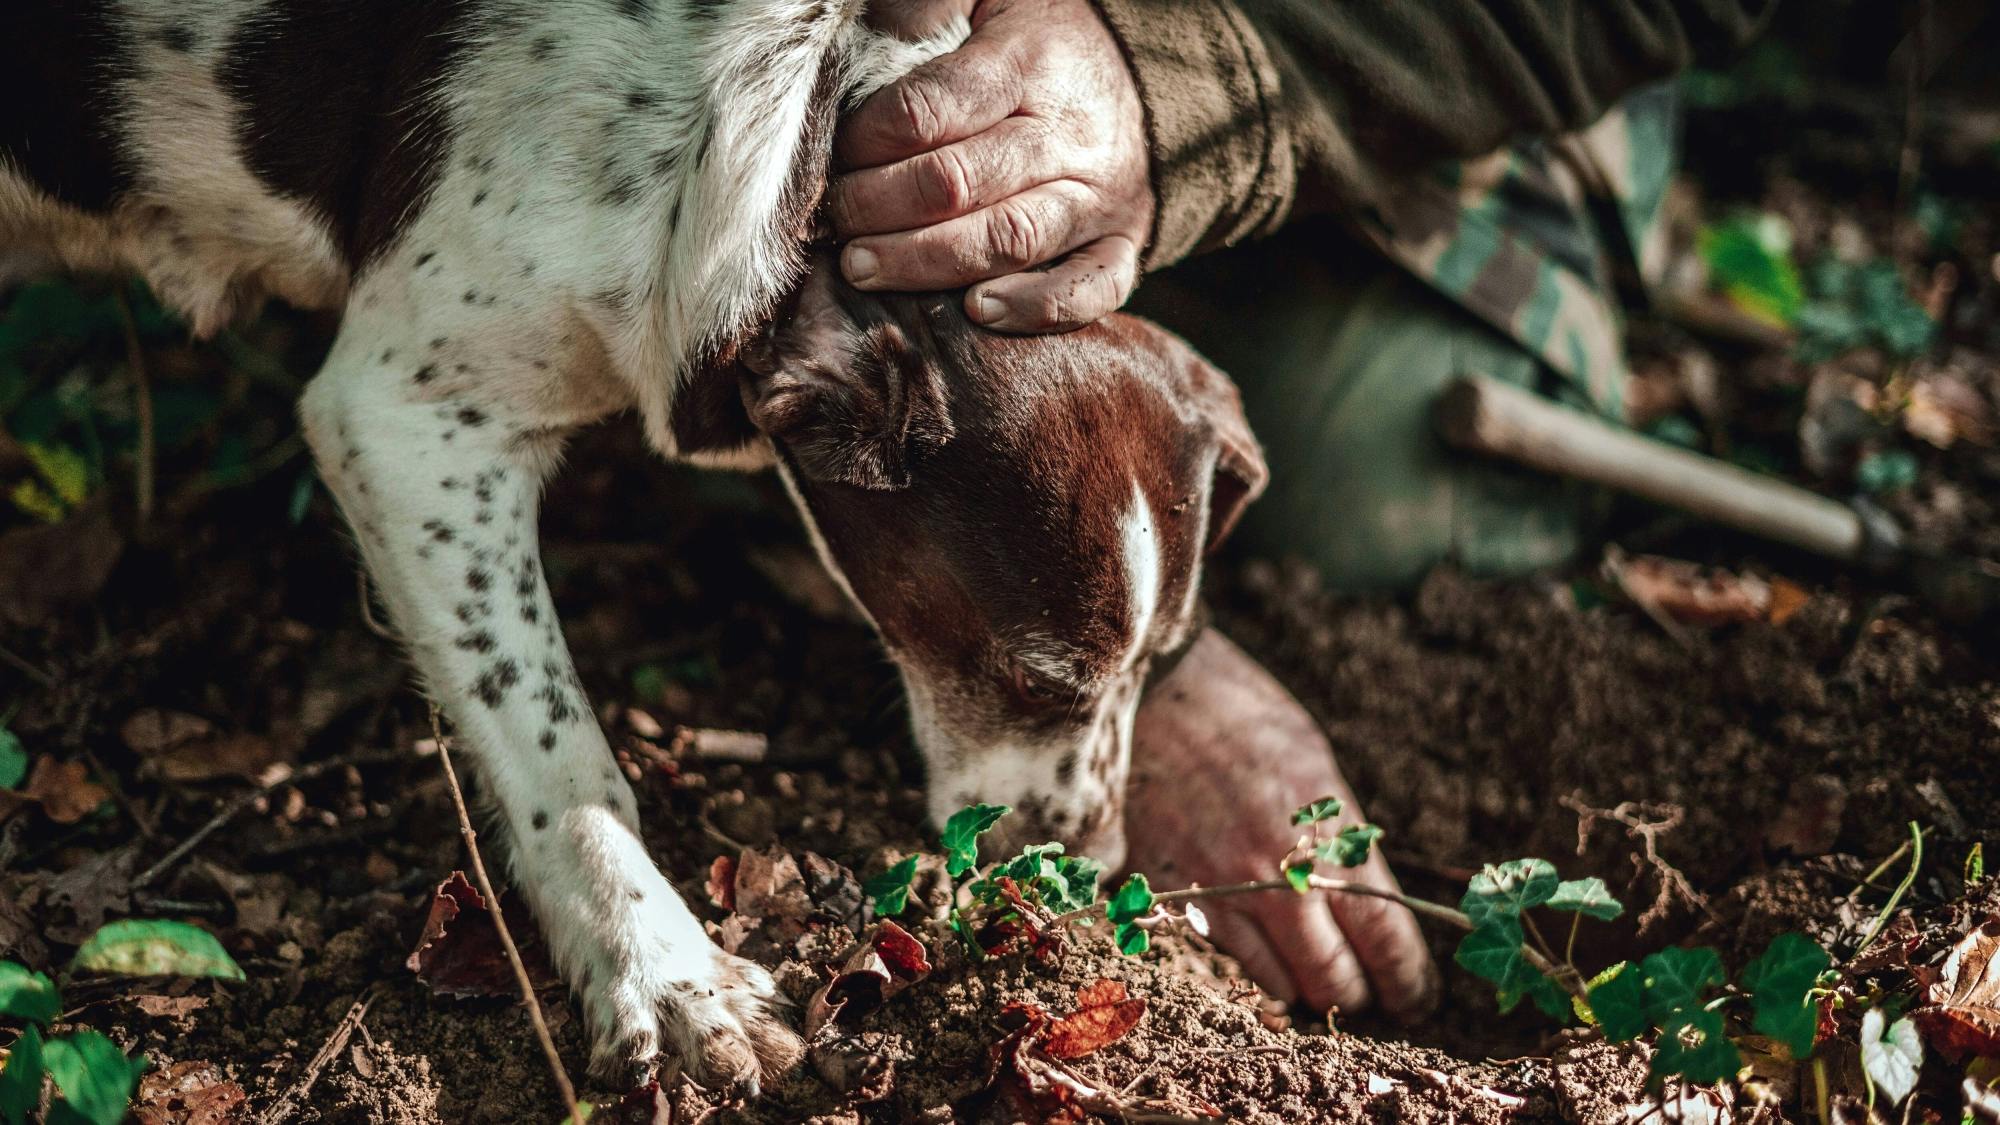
[6,394,1996,1122]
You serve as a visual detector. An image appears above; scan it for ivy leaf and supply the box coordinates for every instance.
[993,843,1066,888]
[939,804,1010,878]
[0,1023,45,1123]
[1292,797,1343,826]
[1114,922,1149,956]
[1283,861,1313,894]
[1546,878,1623,921]
[1651,1009,1742,1085]
[1047,855,1106,915]
[0,728,25,790]
[69,920,246,982]
[861,855,919,917]
[1859,1009,1922,1107]
[1460,859,1559,926]
[1455,916,1526,986]
[1455,917,1568,1020]
[0,962,59,1025]
[1106,874,1154,926]
[44,1031,147,1125]
[1640,947,1724,1025]
[1318,825,1383,868]
[1740,933,1830,1059]
[1586,962,1648,1042]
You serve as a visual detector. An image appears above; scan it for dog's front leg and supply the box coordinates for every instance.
[299,325,801,1090]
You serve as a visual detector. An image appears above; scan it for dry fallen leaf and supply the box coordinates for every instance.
[1608,552,1787,626]
[132,1059,247,1125]
[1914,916,2000,1061]
[804,921,932,1036]
[732,848,813,922]
[120,710,217,756]
[1042,979,1147,1060]
[406,872,559,998]
[148,733,283,784]
[134,994,211,1020]
[706,854,738,911]
[21,756,112,824]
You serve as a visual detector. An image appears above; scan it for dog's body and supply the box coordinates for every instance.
[3,0,1264,1091]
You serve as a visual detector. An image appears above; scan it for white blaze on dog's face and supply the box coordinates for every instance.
[745,265,1266,869]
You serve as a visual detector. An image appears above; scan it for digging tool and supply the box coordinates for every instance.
[1433,373,2000,621]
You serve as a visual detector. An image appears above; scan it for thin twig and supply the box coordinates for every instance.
[1050,874,1586,1001]
[429,705,580,1124]
[132,747,408,891]
[0,640,56,689]
[113,288,155,529]
[255,986,377,1124]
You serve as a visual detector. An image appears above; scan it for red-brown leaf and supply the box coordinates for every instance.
[1914,916,2000,1061]
[405,872,558,997]
[803,921,932,1036]
[1042,979,1146,1060]
[706,854,737,911]
[132,1060,247,1125]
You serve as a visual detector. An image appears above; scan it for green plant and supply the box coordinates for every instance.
[0,964,146,1125]
[0,919,244,1124]
[864,800,1942,1104]
[1795,257,1937,364]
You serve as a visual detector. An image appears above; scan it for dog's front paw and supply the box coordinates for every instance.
[582,939,803,1095]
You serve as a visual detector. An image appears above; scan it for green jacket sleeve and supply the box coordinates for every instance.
[1090,0,1775,267]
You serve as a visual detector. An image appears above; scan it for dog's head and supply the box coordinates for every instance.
[743,263,1265,869]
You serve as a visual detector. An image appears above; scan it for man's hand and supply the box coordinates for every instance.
[1126,630,1439,1021]
[830,0,1154,333]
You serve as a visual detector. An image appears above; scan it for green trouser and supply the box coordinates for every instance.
[1131,229,1611,592]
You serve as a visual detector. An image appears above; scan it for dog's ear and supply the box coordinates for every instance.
[741,271,953,490]
[1178,349,1267,554]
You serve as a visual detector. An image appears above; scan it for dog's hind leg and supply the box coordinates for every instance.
[298,294,801,1091]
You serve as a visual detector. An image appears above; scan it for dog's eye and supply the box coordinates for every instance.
[1008,663,1062,706]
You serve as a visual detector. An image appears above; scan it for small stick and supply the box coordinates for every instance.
[429,705,581,1124]
[113,288,155,529]
[255,986,376,1124]
[0,640,56,689]
[1050,874,1585,1001]
[132,747,407,891]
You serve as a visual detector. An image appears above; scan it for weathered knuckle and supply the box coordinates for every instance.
[987,203,1043,270]
[922,147,976,214]
[892,79,946,147]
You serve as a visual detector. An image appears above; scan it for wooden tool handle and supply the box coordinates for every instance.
[1434,374,1868,562]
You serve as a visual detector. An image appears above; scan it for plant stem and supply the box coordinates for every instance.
[1564,912,1582,969]
[1853,821,1924,958]
[1521,910,1561,964]
[1051,875,1587,1000]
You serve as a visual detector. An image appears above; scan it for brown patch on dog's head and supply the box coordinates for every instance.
[745,260,1265,867]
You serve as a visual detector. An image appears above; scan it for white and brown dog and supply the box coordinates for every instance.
[1,0,1266,1092]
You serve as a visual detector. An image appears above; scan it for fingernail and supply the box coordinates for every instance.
[971,293,1003,324]
[844,245,878,284]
